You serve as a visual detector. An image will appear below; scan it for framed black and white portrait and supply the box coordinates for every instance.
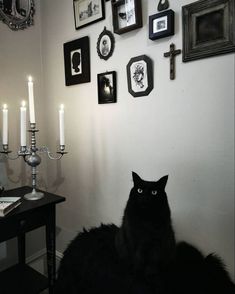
[149,9,174,40]
[97,71,117,104]
[73,0,105,30]
[111,0,142,34]
[182,0,235,62]
[126,55,153,97]
[97,27,115,60]
[63,36,90,86]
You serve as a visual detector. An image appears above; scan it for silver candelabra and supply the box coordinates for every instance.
[0,123,67,200]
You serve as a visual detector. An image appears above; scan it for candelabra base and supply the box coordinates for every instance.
[24,189,44,200]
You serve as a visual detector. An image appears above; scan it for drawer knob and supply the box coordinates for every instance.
[20,220,26,227]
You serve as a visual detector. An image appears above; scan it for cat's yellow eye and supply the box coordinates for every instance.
[152,190,157,195]
[137,188,143,194]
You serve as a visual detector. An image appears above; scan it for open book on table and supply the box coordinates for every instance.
[0,197,21,217]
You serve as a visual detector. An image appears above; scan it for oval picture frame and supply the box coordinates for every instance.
[97,27,115,61]
[0,0,35,30]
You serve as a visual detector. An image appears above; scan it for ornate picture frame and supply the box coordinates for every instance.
[0,0,35,30]
[149,9,174,40]
[182,0,235,62]
[63,36,90,86]
[97,71,117,104]
[126,55,153,98]
[73,0,105,30]
[111,0,142,35]
[96,27,115,60]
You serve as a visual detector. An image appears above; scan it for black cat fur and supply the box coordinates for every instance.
[115,172,176,291]
[165,241,235,294]
[55,172,235,294]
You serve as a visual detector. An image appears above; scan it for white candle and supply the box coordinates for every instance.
[20,101,27,146]
[28,76,35,124]
[59,104,65,146]
[2,104,8,145]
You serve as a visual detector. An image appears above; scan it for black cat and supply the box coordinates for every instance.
[55,172,174,294]
[55,172,235,294]
[115,172,176,291]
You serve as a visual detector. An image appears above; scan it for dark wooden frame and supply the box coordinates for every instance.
[73,0,105,30]
[111,0,142,34]
[182,0,235,62]
[149,9,174,40]
[97,27,115,60]
[63,36,90,86]
[126,55,153,98]
[97,71,117,104]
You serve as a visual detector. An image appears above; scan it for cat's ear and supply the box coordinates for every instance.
[132,172,142,184]
[157,175,168,190]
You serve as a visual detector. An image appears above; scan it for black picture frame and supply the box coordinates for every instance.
[149,9,174,40]
[182,0,235,62]
[126,55,153,98]
[73,0,105,30]
[97,71,117,104]
[63,36,90,86]
[111,0,142,35]
[97,27,115,60]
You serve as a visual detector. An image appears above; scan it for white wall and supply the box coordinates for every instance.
[0,0,234,280]
[0,0,47,268]
[40,0,234,279]
[0,0,46,190]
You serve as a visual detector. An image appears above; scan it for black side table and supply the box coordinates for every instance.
[0,186,65,294]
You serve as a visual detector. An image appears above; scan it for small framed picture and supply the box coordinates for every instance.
[73,0,105,30]
[149,9,174,40]
[97,71,117,104]
[63,36,90,86]
[111,0,142,35]
[97,27,115,60]
[182,0,235,62]
[126,55,153,98]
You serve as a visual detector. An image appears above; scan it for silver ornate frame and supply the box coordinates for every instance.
[0,0,35,30]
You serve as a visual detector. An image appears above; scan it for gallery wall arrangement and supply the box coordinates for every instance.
[62,0,235,101]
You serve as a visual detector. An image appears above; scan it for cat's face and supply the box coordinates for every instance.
[125,172,171,222]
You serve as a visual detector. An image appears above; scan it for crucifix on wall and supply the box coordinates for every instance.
[164,43,181,80]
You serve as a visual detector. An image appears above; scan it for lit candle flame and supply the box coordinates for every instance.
[3,104,7,109]
[21,100,26,107]
[28,76,33,82]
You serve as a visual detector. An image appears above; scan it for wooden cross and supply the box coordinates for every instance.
[164,43,181,80]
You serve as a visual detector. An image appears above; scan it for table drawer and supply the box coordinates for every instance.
[0,208,50,242]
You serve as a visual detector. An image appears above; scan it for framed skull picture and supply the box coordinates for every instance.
[126,55,153,97]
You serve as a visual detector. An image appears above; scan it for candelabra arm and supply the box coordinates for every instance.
[0,152,20,160]
[0,145,19,160]
[38,146,67,160]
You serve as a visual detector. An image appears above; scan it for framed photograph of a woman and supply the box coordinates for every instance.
[97,27,115,60]
[63,36,90,86]
[126,55,153,97]
[97,71,117,104]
